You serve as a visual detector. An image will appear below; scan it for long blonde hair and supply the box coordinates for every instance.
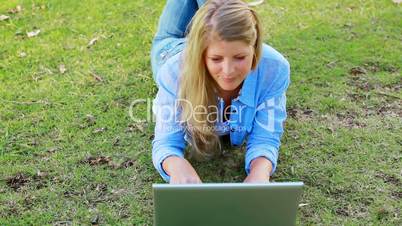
[179,0,262,160]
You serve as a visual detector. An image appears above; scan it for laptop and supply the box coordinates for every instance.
[153,182,304,226]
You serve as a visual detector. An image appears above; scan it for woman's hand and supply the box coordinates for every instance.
[162,156,202,184]
[244,171,270,183]
[243,157,272,183]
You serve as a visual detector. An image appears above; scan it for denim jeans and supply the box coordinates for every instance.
[150,0,206,80]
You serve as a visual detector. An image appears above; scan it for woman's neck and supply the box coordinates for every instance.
[218,82,243,104]
[218,84,242,122]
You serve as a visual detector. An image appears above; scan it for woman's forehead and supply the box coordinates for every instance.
[205,39,253,56]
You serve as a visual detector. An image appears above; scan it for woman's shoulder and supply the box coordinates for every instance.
[253,43,290,99]
[260,43,289,68]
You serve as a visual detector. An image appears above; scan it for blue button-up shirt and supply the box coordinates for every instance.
[152,44,290,182]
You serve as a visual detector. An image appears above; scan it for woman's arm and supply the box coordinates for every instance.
[244,57,290,182]
[244,157,272,183]
[152,55,203,183]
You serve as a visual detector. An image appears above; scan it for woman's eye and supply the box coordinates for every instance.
[235,56,245,60]
[211,58,222,62]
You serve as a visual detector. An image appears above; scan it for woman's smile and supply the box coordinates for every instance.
[222,76,236,83]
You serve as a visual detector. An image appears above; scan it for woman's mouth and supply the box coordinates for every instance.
[222,77,235,83]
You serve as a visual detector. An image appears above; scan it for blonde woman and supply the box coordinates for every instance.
[151,0,290,184]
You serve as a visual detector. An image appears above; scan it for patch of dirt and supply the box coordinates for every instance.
[6,173,30,191]
[367,62,399,74]
[120,159,136,168]
[384,78,402,93]
[320,111,366,132]
[64,190,83,197]
[94,183,108,193]
[347,63,400,104]
[350,62,399,75]
[81,156,113,166]
[335,111,366,129]
[327,187,354,200]
[80,156,137,169]
[63,183,126,209]
[126,123,145,133]
[1,200,20,218]
[6,171,54,191]
[32,170,50,189]
[348,73,376,92]
[287,107,314,121]
[328,187,370,218]
[375,172,401,187]
[347,92,370,102]
[374,102,402,117]
[347,72,401,118]
[350,66,368,76]
[335,205,350,217]
[117,204,131,218]
[22,195,37,210]
[358,99,402,118]
[391,190,402,199]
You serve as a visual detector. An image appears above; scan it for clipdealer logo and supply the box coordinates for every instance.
[128,96,284,133]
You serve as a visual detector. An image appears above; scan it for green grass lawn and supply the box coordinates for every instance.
[0,0,401,225]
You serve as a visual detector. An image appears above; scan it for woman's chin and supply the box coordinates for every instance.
[218,82,241,92]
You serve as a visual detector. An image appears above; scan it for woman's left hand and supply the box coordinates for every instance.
[243,157,272,183]
[243,172,270,183]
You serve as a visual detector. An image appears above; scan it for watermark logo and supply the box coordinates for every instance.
[128,96,285,133]
[128,98,247,124]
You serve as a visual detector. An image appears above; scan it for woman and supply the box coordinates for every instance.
[151,0,290,184]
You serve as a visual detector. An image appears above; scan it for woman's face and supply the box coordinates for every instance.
[204,39,254,92]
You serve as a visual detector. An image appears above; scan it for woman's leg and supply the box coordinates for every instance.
[150,0,207,79]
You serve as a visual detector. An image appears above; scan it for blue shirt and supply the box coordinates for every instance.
[152,43,290,182]
[214,97,232,136]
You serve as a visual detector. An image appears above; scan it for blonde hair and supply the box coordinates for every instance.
[179,0,262,160]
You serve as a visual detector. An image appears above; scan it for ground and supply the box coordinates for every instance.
[0,0,401,225]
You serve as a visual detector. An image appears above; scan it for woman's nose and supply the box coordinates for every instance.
[222,60,234,76]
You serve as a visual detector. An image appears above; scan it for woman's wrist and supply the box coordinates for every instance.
[249,157,273,176]
[162,155,184,176]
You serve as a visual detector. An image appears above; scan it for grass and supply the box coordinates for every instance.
[0,0,401,225]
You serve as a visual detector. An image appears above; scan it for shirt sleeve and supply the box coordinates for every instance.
[152,65,186,182]
[245,61,290,176]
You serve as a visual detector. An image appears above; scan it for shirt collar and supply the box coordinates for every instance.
[214,69,257,107]
[238,69,257,107]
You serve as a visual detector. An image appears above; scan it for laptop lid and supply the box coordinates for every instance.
[153,182,304,226]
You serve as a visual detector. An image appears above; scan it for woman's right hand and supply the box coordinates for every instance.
[162,156,202,184]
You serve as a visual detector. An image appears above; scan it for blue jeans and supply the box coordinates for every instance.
[151,0,206,80]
